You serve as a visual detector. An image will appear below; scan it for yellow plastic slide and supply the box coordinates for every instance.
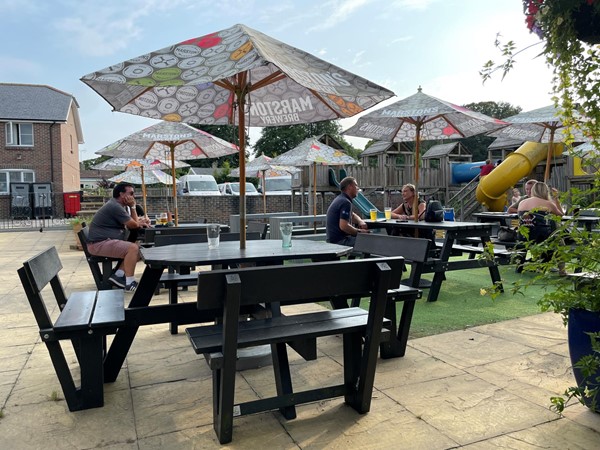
[476,142,564,211]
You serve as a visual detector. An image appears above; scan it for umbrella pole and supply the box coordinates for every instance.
[413,125,422,223]
[141,167,148,216]
[238,80,247,249]
[262,170,267,213]
[313,163,317,233]
[169,143,178,226]
[544,128,556,182]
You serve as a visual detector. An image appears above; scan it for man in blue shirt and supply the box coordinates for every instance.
[326,176,369,246]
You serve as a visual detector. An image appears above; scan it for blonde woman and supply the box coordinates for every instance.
[391,184,425,220]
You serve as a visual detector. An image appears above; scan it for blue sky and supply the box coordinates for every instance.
[0,0,553,161]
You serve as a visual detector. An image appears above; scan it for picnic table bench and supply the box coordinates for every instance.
[18,247,125,411]
[185,257,402,444]
[269,214,327,240]
[153,231,261,335]
[78,227,122,290]
[350,233,426,358]
[229,212,298,233]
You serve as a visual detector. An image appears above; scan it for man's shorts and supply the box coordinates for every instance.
[87,239,140,260]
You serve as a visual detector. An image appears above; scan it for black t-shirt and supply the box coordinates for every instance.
[326,192,353,244]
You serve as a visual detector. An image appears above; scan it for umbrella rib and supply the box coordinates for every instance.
[248,70,286,91]
[440,116,468,138]
[308,89,343,119]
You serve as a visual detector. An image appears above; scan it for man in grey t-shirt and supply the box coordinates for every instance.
[87,183,150,291]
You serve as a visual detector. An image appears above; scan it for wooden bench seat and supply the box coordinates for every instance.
[185,257,402,444]
[18,247,125,411]
[189,308,392,369]
[434,241,521,264]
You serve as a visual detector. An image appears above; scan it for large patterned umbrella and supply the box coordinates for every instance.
[272,138,358,221]
[230,154,299,212]
[343,87,507,221]
[487,105,585,181]
[109,168,176,185]
[93,158,189,213]
[95,121,237,225]
[80,23,394,247]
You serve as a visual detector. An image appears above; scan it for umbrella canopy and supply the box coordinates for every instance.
[230,154,300,212]
[91,157,190,171]
[109,168,177,185]
[343,87,507,220]
[92,157,190,213]
[273,138,358,220]
[95,121,237,225]
[80,23,394,247]
[487,105,586,181]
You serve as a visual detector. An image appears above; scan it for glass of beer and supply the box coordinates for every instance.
[384,207,392,220]
[369,209,377,220]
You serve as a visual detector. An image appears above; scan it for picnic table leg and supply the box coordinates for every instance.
[481,236,504,292]
[427,235,454,302]
[103,266,163,383]
[271,342,296,420]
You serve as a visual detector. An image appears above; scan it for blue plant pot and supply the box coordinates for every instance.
[568,308,600,412]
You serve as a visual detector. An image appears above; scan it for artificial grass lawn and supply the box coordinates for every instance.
[408,264,543,338]
[346,258,550,339]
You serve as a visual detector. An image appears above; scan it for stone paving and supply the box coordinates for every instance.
[1,230,599,449]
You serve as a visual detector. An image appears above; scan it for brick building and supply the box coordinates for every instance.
[0,83,83,218]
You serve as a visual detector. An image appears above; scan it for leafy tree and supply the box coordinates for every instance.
[187,124,249,169]
[253,120,358,158]
[82,155,110,169]
[461,101,523,161]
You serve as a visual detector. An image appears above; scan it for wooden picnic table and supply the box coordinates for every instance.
[365,219,503,302]
[102,240,352,382]
[472,212,518,227]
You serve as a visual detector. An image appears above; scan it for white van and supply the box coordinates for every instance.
[218,182,260,196]
[178,174,220,196]
[258,176,292,195]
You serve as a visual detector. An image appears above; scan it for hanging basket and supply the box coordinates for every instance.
[573,3,600,44]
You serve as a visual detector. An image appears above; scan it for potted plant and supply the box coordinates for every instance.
[69,216,93,250]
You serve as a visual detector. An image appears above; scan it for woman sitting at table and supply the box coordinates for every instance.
[517,182,565,273]
[391,184,426,221]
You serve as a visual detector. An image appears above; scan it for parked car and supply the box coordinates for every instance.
[178,174,220,195]
[258,176,292,195]
[218,182,259,196]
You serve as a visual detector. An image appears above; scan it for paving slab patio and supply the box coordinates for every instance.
[0,230,598,449]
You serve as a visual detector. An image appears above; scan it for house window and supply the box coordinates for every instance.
[368,156,378,168]
[0,169,35,194]
[5,122,34,146]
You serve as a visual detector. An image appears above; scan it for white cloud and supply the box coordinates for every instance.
[0,56,43,80]
[308,0,374,31]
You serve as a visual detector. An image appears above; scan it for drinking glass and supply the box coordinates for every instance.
[384,207,392,220]
[369,209,377,220]
[207,224,220,249]
[280,222,293,248]
[158,212,168,225]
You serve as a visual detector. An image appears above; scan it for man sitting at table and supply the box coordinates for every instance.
[508,179,537,213]
[87,183,150,291]
[326,176,369,246]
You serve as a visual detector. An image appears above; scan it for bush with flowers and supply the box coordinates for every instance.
[482,0,600,148]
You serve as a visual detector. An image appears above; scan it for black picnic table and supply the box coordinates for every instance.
[102,239,352,382]
[365,219,503,302]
